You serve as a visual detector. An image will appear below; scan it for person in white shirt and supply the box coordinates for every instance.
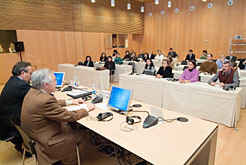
[155,49,164,61]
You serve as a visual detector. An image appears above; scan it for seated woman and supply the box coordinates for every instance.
[200,50,207,60]
[156,59,172,78]
[142,59,156,76]
[141,53,149,62]
[83,56,94,67]
[167,56,174,69]
[104,56,115,75]
[123,50,131,61]
[130,52,139,62]
[114,52,123,64]
[100,52,107,62]
[179,60,199,83]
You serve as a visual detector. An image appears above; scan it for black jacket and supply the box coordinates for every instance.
[0,76,31,138]
[83,61,94,67]
[239,59,246,69]
[156,66,173,78]
[123,54,131,61]
[168,51,178,58]
[104,61,115,75]
[226,56,237,63]
[185,54,196,61]
[100,56,107,62]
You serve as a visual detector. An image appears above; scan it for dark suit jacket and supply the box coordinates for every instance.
[83,61,94,67]
[21,88,88,164]
[0,76,31,138]
[100,56,107,62]
[226,56,237,62]
[185,54,196,61]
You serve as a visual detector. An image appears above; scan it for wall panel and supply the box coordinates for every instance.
[140,0,246,60]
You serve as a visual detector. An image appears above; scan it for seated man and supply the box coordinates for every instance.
[155,49,164,61]
[21,68,95,164]
[208,61,239,88]
[216,54,228,69]
[168,48,178,58]
[200,50,207,60]
[0,61,32,152]
[226,51,237,63]
[185,49,196,62]
[199,54,217,74]
[114,52,123,64]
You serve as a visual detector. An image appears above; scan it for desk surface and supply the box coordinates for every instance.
[55,91,218,165]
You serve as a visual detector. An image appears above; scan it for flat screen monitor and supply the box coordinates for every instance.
[54,72,65,87]
[108,86,132,111]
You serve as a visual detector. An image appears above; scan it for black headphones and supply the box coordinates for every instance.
[82,95,92,101]
[126,116,141,125]
[97,112,113,121]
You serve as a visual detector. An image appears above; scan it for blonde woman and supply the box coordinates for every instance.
[9,43,16,53]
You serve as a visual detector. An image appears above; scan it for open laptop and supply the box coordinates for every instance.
[54,72,65,87]
[107,86,132,114]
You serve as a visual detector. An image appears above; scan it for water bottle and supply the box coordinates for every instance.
[92,84,96,94]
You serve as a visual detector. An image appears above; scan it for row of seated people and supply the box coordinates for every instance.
[141,59,239,88]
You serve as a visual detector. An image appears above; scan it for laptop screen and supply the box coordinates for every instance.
[54,72,65,87]
[108,86,132,111]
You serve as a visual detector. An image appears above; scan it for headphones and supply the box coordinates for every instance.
[82,95,92,101]
[97,112,113,121]
[126,116,141,125]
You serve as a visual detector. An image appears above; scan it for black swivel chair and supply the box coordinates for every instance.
[183,66,188,71]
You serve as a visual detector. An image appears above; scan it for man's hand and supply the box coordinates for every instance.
[179,79,185,83]
[210,82,217,86]
[72,98,85,105]
[219,82,225,87]
[86,103,95,111]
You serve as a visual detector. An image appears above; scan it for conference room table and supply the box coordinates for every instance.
[58,64,109,89]
[54,90,218,165]
[119,73,242,127]
[94,62,132,82]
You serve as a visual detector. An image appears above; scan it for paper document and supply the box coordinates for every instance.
[96,102,110,110]
[66,104,87,111]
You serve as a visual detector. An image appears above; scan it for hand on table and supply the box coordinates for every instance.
[72,98,85,105]
[86,103,95,112]
[210,82,217,86]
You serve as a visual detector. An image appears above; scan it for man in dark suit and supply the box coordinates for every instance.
[21,68,95,164]
[185,49,196,61]
[226,51,237,63]
[0,61,32,152]
[168,48,178,58]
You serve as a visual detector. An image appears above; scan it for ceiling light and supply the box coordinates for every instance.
[111,0,115,7]
[202,0,207,2]
[155,0,159,5]
[91,0,95,3]
[127,3,131,10]
[168,1,171,8]
[141,6,144,13]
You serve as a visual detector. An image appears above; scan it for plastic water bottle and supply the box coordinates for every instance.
[92,84,96,94]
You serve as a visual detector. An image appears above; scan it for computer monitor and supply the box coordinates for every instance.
[54,72,65,87]
[108,86,132,111]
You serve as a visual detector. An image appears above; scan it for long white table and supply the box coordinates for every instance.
[162,81,242,127]
[55,91,218,165]
[58,64,109,89]
[119,73,242,127]
[94,62,132,82]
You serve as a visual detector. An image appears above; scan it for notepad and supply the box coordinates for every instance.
[66,104,87,111]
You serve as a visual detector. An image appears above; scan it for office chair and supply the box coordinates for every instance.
[197,62,202,66]
[171,73,174,78]
[10,114,37,165]
[181,61,187,65]
[183,66,188,71]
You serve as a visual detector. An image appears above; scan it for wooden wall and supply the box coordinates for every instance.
[0,0,144,34]
[0,30,137,84]
[139,0,246,60]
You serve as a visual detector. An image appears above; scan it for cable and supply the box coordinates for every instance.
[158,117,178,123]
[120,121,137,132]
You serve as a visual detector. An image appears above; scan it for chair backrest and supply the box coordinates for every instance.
[10,114,36,156]
[181,61,187,65]
[183,66,188,71]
